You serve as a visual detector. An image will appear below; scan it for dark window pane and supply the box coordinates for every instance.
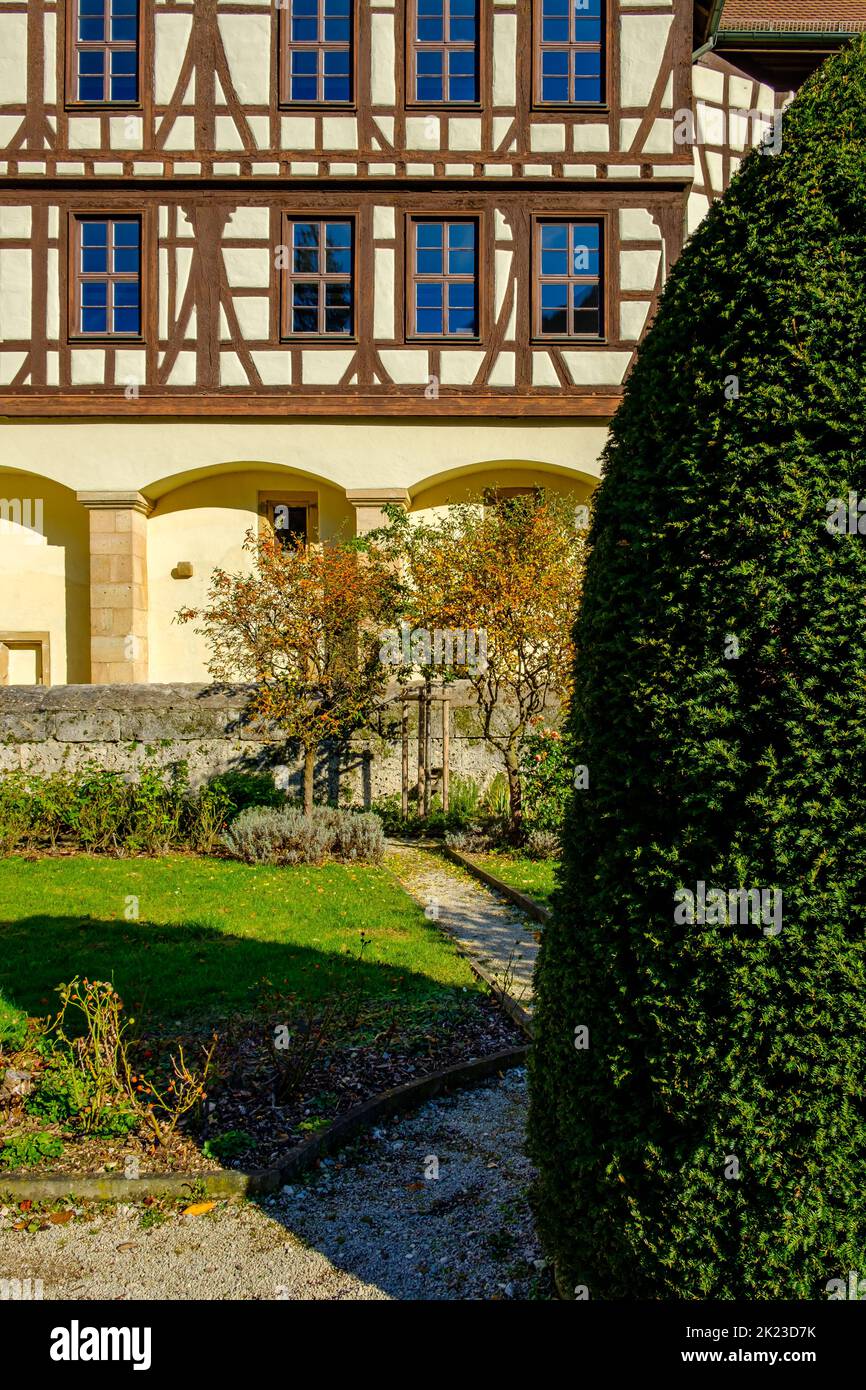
[418,17,444,41]
[573,308,599,334]
[82,222,108,246]
[416,282,443,308]
[80,0,105,12]
[114,248,140,274]
[82,307,108,333]
[82,248,108,273]
[542,18,568,41]
[114,222,139,246]
[542,75,568,101]
[324,307,351,333]
[323,17,350,41]
[292,17,318,39]
[324,75,350,100]
[79,51,105,75]
[293,283,320,307]
[573,50,601,76]
[542,50,568,75]
[417,249,443,275]
[573,283,599,310]
[541,223,567,249]
[449,223,475,248]
[417,308,443,334]
[325,222,351,246]
[449,50,476,75]
[114,307,141,333]
[292,51,318,74]
[573,17,603,43]
[112,0,139,14]
[416,223,443,248]
[110,75,138,101]
[114,282,139,308]
[449,75,477,101]
[448,248,475,275]
[417,51,443,75]
[111,17,137,40]
[293,308,319,332]
[323,49,349,74]
[325,248,351,274]
[325,283,352,307]
[448,307,476,333]
[294,248,319,272]
[82,282,108,307]
[292,76,318,99]
[573,76,602,101]
[79,19,106,41]
[541,248,568,276]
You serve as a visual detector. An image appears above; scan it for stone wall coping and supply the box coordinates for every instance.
[0,681,521,714]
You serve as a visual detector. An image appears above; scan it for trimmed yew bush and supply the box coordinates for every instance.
[528,39,866,1299]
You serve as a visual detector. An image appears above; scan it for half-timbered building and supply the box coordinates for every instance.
[0,0,861,684]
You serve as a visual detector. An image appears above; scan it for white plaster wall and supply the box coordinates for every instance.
[620,14,673,107]
[0,249,31,340]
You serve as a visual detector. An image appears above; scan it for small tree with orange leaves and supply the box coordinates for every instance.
[178,530,401,813]
[372,491,586,835]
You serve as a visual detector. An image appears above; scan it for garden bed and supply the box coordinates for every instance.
[0,855,523,1179]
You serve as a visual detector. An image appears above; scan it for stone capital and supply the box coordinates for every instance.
[76,490,153,515]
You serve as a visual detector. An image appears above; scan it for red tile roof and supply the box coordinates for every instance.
[719,1,866,30]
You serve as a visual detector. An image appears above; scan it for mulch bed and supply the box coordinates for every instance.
[1,996,524,1179]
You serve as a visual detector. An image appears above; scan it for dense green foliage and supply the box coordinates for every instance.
[528,40,866,1298]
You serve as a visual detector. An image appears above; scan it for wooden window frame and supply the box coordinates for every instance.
[278,0,358,109]
[0,633,51,687]
[258,492,320,547]
[68,212,147,344]
[405,213,484,343]
[278,212,358,343]
[406,0,483,110]
[531,0,609,111]
[530,214,607,344]
[65,0,144,110]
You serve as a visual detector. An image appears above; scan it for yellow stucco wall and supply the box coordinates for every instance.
[0,418,607,683]
[0,473,90,683]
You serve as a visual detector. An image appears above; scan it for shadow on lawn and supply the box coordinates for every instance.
[0,914,528,1300]
[0,913,451,1031]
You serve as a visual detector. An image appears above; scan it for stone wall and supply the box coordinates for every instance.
[0,683,528,807]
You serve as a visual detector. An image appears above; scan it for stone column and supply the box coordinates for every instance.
[76,491,152,684]
[346,487,410,536]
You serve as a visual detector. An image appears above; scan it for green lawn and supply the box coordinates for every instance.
[0,855,479,1037]
[471,852,558,907]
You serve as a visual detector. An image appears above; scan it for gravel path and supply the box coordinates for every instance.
[0,1069,542,1301]
[387,843,539,1006]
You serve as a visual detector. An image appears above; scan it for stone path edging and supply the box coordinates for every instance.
[442,847,552,924]
[0,1047,527,1205]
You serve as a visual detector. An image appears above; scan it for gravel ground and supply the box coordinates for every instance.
[387,844,539,1006]
[0,1068,543,1301]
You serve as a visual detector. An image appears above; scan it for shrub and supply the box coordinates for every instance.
[519,726,571,835]
[524,828,560,861]
[206,770,288,820]
[528,39,866,1300]
[223,805,385,866]
[332,810,385,863]
[0,1131,64,1170]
